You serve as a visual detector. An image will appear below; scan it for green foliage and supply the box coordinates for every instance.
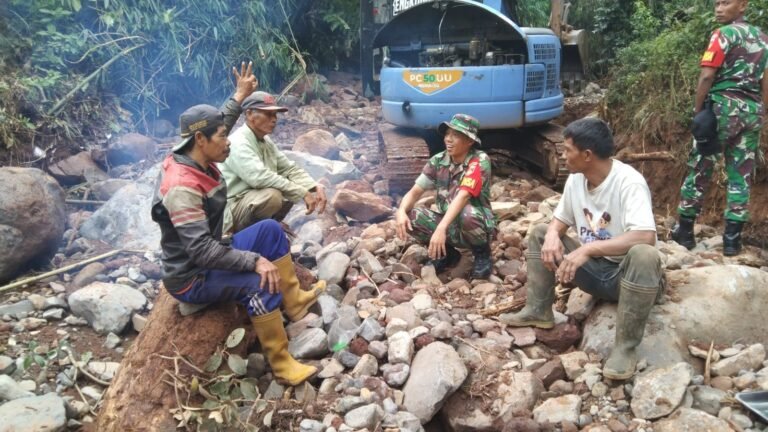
[515,0,551,28]
[0,0,356,155]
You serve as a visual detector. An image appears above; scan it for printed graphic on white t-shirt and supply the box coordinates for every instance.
[580,208,613,243]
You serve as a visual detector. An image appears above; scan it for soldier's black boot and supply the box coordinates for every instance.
[723,220,744,257]
[671,216,696,250]
[428,243,461,273]
[471,245,492,279]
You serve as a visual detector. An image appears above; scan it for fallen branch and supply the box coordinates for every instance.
[61,346,112,387]
[479,297,526,317]
[618,151,676,163]
[66,199,107,206]
[48,44,144,117]
[704,340,714,386]
[0,250,123,294]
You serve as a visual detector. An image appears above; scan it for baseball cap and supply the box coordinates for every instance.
[242,91,288,112]
[172,104,225,153]
[438,113,482,145]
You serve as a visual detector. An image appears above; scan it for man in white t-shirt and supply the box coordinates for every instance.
[499,118,662,380]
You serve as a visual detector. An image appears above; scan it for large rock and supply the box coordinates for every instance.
[0,168,66,283]
[711,343,765,377]
[631,362,693,420]
[332,189,393,222]
[0,392,67,432]
[68,282,147,334]
[283,150,361,184]
[79,164,161,250]
[293,129,340,159]
[48,151,109,186]
[581,266,768,370]
[532,394,581,425]
[317,252,350,285]
[107,132,156,165]
[653,407,732,432]
[403,342,468,424]
[0,375,35,401]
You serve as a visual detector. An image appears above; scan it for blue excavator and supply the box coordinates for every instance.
[359,0,588,190]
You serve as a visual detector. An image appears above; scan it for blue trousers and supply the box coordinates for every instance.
[173,219,288,316]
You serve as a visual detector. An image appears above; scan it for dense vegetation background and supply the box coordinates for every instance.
[0,0,766,164]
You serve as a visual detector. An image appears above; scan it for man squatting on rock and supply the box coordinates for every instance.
[395,114,496,280]
[672,0,768,256]
[151,62,323,386]
[500,118,662,380]
[219,91,327,234]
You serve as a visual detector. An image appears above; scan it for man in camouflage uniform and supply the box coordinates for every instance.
[395,114,495,279]
[673,0,768,256]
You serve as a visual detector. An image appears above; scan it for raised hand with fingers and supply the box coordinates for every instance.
[232,61,258,103]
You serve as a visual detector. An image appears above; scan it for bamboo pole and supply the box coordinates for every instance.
[66,199,107,206]
[47,44,144,117]
[0,250,123,294]
[618,151,675,163]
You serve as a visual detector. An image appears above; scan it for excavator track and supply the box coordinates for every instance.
[378,123,431,193]
[379,122,569,192]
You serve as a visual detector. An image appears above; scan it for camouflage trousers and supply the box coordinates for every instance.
[408,206,494,249]
[678,99,764,222]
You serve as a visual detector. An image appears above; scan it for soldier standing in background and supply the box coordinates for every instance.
[672,0,768,256]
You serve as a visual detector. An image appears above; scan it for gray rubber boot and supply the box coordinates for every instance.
[499,252,555,329]
[603,280,659,380]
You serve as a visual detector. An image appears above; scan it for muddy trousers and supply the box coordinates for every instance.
[678,101,763,222]
[229,188,294,234]
[408,206,494,249]
[527,224,662,301]
[172,219,287,317]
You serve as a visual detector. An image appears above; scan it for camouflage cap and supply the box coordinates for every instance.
[173,104,225,153]
[438,113,481,145]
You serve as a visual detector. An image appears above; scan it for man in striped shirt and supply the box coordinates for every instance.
[151,63,321,386]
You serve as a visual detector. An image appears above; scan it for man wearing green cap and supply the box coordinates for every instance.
[395,113,495,279]
[219,91,327,234]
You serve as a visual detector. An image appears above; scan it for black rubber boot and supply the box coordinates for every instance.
[723,220,744,257]
[428,243,461,273]
[470,245,492,279]
[671,216,696,250]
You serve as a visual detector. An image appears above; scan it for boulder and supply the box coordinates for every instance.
[68,282,148,334]
[631,362,693,420]
[653,408,732,432]
[582,266,768,371]
[532,394,581,425]
[90,179,132,201]
[48,151,109,186]
[79,164,161,250]
[332,189,393,222]
[283,150,361,184]
[293,129,340,159]
[403,342,468,424]
[108,132,156,165]
[0,393,67,432]
[0,167,66,283]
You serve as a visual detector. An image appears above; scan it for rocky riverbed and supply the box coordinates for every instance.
[2,73,768,432]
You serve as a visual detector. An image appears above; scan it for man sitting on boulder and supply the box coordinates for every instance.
[151,63,323,386]
[395,114,496,279]
[219,91,327,234]
[500,118,662,380]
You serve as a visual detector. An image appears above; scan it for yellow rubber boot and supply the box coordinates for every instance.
[273,254,326,322]
[251,310,317,386]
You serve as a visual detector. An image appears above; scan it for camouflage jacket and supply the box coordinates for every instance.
[414,148,495,232]
[701,19,768,110]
